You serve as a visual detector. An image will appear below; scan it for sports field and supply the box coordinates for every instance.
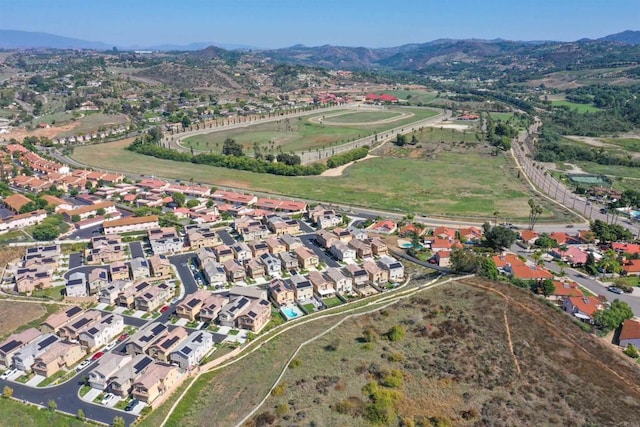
[551,100,601,113]
[181,107,438,154]
[71,138,559,220]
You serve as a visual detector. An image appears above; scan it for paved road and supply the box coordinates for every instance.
[168,253,199,297]
[63,264,108,281]
[66,224,102,240]
[297,220,315,234]
[68,252,83,270]
[298,234,340,268]
[129,241,145,259]
[218,230,236,246]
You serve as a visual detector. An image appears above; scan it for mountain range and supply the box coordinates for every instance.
[1,29,639,52]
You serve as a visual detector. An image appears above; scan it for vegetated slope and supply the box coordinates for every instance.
[133,62,248,92]
[246,278,640,426]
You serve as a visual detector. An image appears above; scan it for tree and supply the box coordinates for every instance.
[32,223,60,241]
[186,199,200,208]
[181,115,191,129]
[172,192,186,207]
[2,385,13,398]
[394,133,407,146]
[593,299,634,331]
[528,199,543,230]
[484,226,517,250]
[71,214,81,223]
[534,234,558,249]
[623,344,640,359]
[77,409,85,420]
[479,257,499,280]
[96,208,106,216]
[47,399,57,411]
[112,416,125,427]
[599,249,621,277]
[222,137,244,156]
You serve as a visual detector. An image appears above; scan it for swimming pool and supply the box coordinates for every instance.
[281,305,303,320]
[399,242,423,249]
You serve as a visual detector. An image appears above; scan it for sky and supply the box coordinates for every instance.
[1,0,638,49]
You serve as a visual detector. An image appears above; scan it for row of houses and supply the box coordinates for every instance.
[13,244,60,294]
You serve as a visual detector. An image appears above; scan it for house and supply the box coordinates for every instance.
[294,246,319,269]
[198,294,230,323]
[433,227,457,240]
[231,242,253,262]
[289,274,314,302]
[267,279,295,306]
[176,289,211,321]
[65,273,89,298]
[612,243,640,256]
[228,285,268,301]
[548,280,583,302]
[265,215,300,236]
[201,259,226,287]
[60,201,117,221]
[110,354,155,397]
[15,266,52,294]
[520,230,539,247]
[563,296,604,323]
[223,260,246,283]
[619,319,640,348]
[280,234,303,251]
[184,223,221,249]
[510,265,554,281]
[88,353,132,390]
[99,280,131,305]
[332,227,352,243]
[308,271,335,298]
[279,252,298,271]
[370,238,389,256]
[170,331,214,370]
[248,240,269,258]
[12,334,59,372]
[429,238,462,253]
[58,310,102,341]
[378,256,404,282]
[246,258,265,280]
[149,254,172,278]
[330,242,356,262]
[130,257,150,281]
[265,237,287,255]
[148,227,183,255]
[315,229,338,249]
[2,193,32,213]
[39,195,72,212]
[369,219,397,234]
[434,251,451,268]
[40,306,84,334]
[325,267,352,293]
[117,281,152,308]
[310,206,342,229]
[347,226,369,241]
[87,235,126,264]
[103,215,159,235]
[260,253,282,277]
[110,261,130,281]
[0,328,41,367]
[78,314,125,351]
[214,245,234,263]
[218,296,271,332]
[492,253,526,274]
[131,361,180,404]
[126,323,169,356]
[134,282,173,312]
[622,259,640,276]
[459,227,483,243]
[147,327,188,362]
[32,341,84,377]
[550,246,588,267]
[363,260,389,285]
[87,268,109,295]
[348,239,373,259]
[345,264,368,287]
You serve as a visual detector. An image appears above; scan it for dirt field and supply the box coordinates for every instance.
[0,301,48,337]
[245,277,640,426]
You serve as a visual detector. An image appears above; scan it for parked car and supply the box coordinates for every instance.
[124,399,140,412]
[76,360,91,372]
[118,333,129,342]
[160,305,170,313]
[0,369,17,379]
[608,286,623,294]
[102,393,115,405]
[104,341,117,351]
[91,351,104,361]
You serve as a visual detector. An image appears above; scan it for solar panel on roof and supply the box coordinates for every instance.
[181,346,192,355]
[187,299,201,308]
[38,335,57,349]
[151,324,167,334]
[87,327,99,335]
[133,357,153,373]
[0,340,20,353]
[72,318,91,329]
[67,306,82,316]
[161,336,179,349]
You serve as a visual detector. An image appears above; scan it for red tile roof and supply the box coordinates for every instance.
[492,253,526,269]
[620,319,640,341]
[510,265,553,280]
[612,242,640,255]
[551,281,583,297]
[520,230,539,242]
[566,296,603,317]
[622,259,640,274]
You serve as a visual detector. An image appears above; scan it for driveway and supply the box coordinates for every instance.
[299,234,339,268]
[68,252,83,270]
[129,241,145,259]
[218,230,236,246]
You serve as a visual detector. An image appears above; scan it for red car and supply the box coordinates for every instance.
[118,333,129,342]
[160,305,170,313]
[91,351,104,361]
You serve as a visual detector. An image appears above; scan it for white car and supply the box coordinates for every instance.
[104,342,117,351]
[76,360,91,372]
[0,369,16,380]
[102,393,115,404]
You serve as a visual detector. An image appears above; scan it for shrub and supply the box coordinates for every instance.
[362,327,377,343]
[623,344,640,359]
[254,411,276,426]
[386,325,406,342]
[2,385,13,398]
[275,403,289,417]
[289,358,302,369]
[334,396,365,416]
[381,369,404,388]
[271,382,287,397]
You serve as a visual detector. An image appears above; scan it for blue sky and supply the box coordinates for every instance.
[1,0,638,48]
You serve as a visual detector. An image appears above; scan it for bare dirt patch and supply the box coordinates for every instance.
[5,122,79,141]
[320,155,378,177]
[0,301,47,337]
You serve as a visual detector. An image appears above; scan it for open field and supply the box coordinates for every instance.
[488,112,515,122]
[601,137,640,153]
[182,107,438,154]
[245,277,640,427]
[57,113,129,137]
[0,301,49,338]
[0,397,88,427]
[383,90,440,105]
[71,137,558,220]
[551,100,601,113]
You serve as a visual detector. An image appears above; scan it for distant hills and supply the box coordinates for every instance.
[1,29,639,53]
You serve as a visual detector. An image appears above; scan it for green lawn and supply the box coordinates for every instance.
[488,112,515,122]
[303,303,315,313]
[323,296,343,308]
[601,138,640,153]
[182,107,438,153]
[72,138,557,220]
[31,285,65,301]
[0,230,33,245]
[0,397,88,427]
[551,100,601,113]
[383,89,439,105]
[323,111,402,123]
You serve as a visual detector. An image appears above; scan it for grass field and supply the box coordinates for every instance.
[551,100,601,113]
[383,90,440,105]
[601,137,640,153]
[488,112,515,122]
[72,138,556,220]
[324,111,402,123]
[0,397,88,427]
[182,107,438,154]
[0,301,54,338]
[57,113,129,137]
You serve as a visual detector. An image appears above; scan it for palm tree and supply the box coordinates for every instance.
[528,199,543,230]
[493,211,499,226]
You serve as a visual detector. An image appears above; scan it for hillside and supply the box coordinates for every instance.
[244,277,640,426]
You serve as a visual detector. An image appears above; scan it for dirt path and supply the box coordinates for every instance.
[319,154,378,177]
[308,108,415,126]
[566,135,640,159]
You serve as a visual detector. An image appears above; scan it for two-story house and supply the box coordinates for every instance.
[169,331,214,370]
[308,271,335,298]
[294,246,319,270]
[325,267,353,294]
[289,274,314,303]
[267,279,295,307]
